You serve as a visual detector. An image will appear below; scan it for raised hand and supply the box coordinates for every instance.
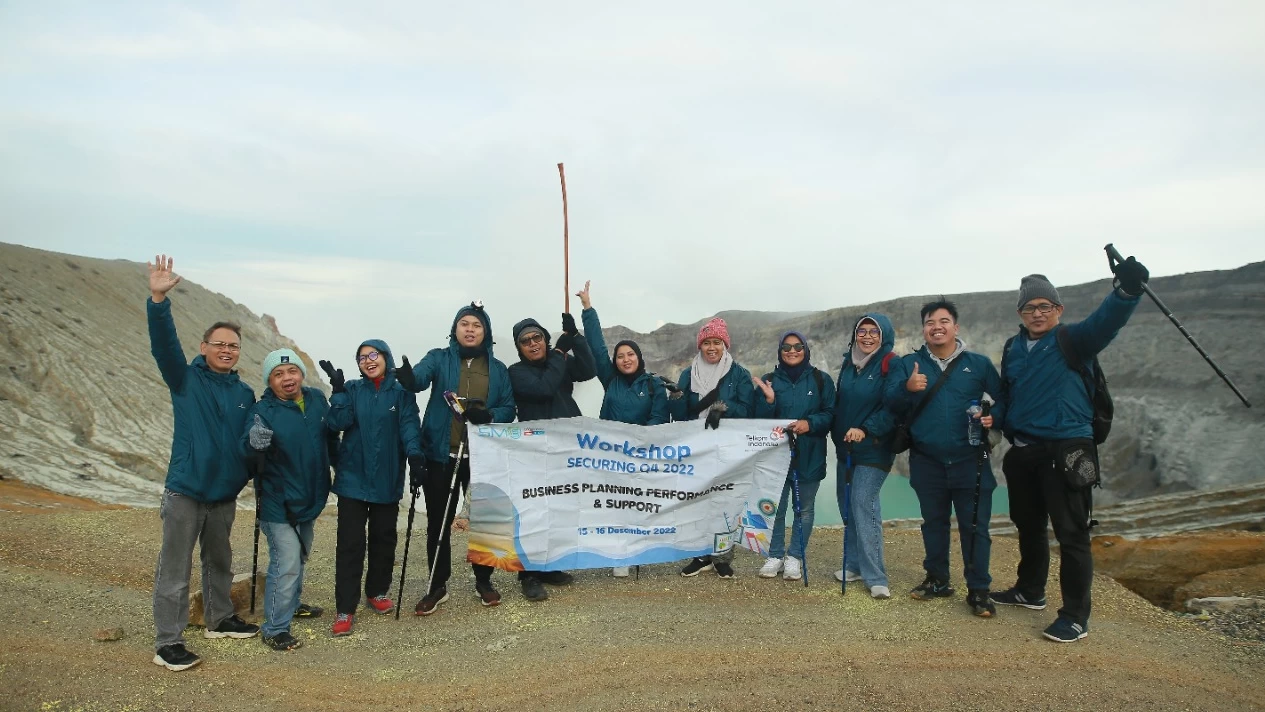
[248,414,274,452]
[752,375,775,404]
[554,332,575,353]
[318,360,345,393]
[1112,256,1150,296]
[576,280,592,310]
[906,362,927,392]
[395,356,417,392]
[561,312,578,335]
[147,254,183,302]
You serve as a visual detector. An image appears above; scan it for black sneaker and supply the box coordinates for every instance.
[475,580,502,607]
[714,561,735,579]
[990,587,1048,610]
[414,587,450,616]
[968,589,996,618]
[294,603,323,618]
[910,574,955,600]
[680,556,714,577]
[263,631,303,651]
[521,575,548,602]
[204,614,260,639]
[1043,616,1090,643]
[538,570,575,586]
[152,643,202,671]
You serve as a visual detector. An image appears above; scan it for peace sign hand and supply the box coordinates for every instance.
[576,280,592,310]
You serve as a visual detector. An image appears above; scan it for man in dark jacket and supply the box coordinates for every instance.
[146,255,259,672]
[243,349,336,652]
[886,299,1005,619]
[396,303,517,614]
[993,259,1147,643]
[507,314,597,600]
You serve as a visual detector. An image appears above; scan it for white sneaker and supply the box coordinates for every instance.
[834,570,864,583]
[612,566,630,578]
[870,585,891,599]
[758,557,783,578]
[783,557,803,581]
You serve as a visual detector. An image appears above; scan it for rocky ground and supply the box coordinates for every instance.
[1,480,1262,712]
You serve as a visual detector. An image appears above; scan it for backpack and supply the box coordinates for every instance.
[1001,328,1113,444]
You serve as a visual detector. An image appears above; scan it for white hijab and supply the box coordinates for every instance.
[689,347,734,418]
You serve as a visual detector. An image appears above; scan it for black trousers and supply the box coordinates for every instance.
[334,496,399,615]
[1002,442,1095,626]
[423,458,494,594]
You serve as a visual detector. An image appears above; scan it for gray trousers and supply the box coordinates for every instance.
[153,489,237,649]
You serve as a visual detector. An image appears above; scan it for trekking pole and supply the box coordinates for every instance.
[420,391,475,603]
[1105,243,1251,407]
[394,485,419,621]
[249,490,261,615]
[840,444,854,595]
[787,431,808,588]
[964,401,991,579]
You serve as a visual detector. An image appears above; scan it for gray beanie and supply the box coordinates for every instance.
[1017,274,1061,310]
[262,348,307,385]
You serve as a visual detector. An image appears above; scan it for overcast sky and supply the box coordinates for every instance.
[3,2,1264,370]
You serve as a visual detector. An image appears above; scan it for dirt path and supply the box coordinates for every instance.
[0,486,1262,712]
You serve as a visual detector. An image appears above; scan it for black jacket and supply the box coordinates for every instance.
[508,317,597,421]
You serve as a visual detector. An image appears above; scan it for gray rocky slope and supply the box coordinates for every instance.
[0,242,322,506]
[605,261,1265,505]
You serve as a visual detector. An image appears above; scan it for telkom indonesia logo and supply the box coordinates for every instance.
[477,425,545,439]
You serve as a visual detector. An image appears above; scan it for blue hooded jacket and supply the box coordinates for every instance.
[885,343,1007,466]
[1002,288,1139,443]
[404,306,517,461]
[753,333,836,482]
[327,339,424,504]
[242,386,334,524]
[147,297,255,503]
[581,307,669,426]
[830,313,900,472]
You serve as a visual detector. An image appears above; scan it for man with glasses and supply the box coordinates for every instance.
[506,315,597,601]
[994,263,1148,643]
[146,255,259,671]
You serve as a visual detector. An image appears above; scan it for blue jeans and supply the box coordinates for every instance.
[768,475,820,561]
[260,519,314,638]
[840,463,889,588]
[909,451,995,591]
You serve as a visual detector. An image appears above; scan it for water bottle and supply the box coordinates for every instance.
[966,399,983,446]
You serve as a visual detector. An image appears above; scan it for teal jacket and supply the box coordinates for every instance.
[404,308,517,461]
[754,366,836,482]
[1002,288,1140,443]
[670,360,756,423]
[147,297,255,503]
[327,339,424,504]
[581,308,669,426]
[885,345,1006,466]
[831,313,900,472]
[242,387,334,524]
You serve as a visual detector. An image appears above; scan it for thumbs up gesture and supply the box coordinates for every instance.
[905,361,927,392]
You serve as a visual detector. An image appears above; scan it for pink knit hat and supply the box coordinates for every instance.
[696,317,731,350]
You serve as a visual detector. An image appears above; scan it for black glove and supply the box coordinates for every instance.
[1112,255,1149,297]
[561,312,578,335]
[554,333,575,353]
[705,401,727,430]
[465,406,493,425]
[407,455,424,494]
[395,356,417,391]
[318,359,345,394]
[657,375,683,399]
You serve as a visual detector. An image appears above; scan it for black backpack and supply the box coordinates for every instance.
[1001,327,1113,444]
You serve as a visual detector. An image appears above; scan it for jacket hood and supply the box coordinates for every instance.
[449,303,493,354]
[356,338,396,375]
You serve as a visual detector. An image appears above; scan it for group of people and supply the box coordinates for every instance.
[144,252,1151,671]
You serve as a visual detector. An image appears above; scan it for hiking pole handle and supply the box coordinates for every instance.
[1103,244,1251,407]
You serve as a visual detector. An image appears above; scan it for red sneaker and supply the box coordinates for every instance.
[331,613,354,637]
[365,595,394,615]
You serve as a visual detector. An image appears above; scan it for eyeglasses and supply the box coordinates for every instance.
[779,343,805,353]
[1020,303,1059,315]
[518,333,545,346]
[356,351,381,363]
[855,328,881,338]
[204,341,241,352]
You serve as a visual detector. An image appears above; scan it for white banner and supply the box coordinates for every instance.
[465,417,792,571]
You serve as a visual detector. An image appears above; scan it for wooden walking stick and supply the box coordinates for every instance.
[558,162,570,312]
